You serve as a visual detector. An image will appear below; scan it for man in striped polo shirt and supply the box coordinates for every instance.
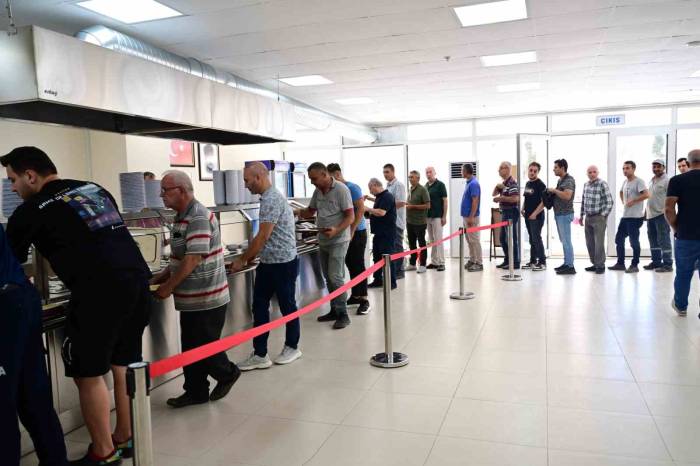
[152,171,240,408]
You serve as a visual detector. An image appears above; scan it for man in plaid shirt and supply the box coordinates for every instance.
[580,165,613,273]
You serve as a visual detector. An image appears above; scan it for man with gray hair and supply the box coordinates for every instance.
[580,165,613,274]
[425,166,448,271]
[367,178,398,289]
[152,170,240,408]
[405,170,430,274]
[493,161,520,269]
[666,149,700,317]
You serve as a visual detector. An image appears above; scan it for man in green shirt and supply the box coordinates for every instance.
[425,167,448,271]
[406,170,431,273]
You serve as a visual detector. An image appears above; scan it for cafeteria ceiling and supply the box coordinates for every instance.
[3,0,700,125]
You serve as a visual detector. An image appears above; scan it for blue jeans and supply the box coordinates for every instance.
[252,258,300,357]
[500,208,520,266]
[647,215,673,267]
[673,239,700,310]
[555,213,574,266]
[615,217,644,266]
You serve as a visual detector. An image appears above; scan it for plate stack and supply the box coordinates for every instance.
[213,171,227,205]
[145,180,164,209]
[224,170,239,205]
[119,172,147,212]
[1,178,23,218]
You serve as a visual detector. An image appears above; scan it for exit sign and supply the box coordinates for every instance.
[596,114,625,126]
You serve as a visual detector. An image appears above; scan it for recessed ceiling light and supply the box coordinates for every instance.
[691,69,700,78]
[279,75,333,86]
[77,0,183,24]
[480,51,537,67]
[497,82,541,92]
[454,0,527,28]
[335,97,375,105]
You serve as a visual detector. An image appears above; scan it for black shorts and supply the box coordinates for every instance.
[62,276,152,378]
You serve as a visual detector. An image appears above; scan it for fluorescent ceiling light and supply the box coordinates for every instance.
[691,69,700,78]
[497,82,541,92]
[454,0,528,27]
[279,75,333,86]
[77,0,183,24]
[335,97,375,105]
[480,51,537,67]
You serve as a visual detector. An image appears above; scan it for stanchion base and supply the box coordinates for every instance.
[501,274,523,281]
[450,291,475,300]
[370,352,409,368]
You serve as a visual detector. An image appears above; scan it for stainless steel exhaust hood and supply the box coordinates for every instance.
[0,26,296,144]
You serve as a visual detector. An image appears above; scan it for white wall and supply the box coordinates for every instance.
[220,143,284,169]
[88,130,128,210]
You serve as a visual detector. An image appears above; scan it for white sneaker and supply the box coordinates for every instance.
[405,265,417,271]
[417,266,427,274]
[238,352,272,371]
[274,346,302,365]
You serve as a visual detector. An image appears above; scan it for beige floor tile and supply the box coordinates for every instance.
[200,416,334,466]
[342,391,451,434]
[547,332,623,356]
[628,357,700,385]
[440,398,547,447]
[425,437,547,466]
[467,349,547,375]
[455,370,546,405]
[22,441,88,466]
[548,449,674,466]
[639,383,700,418]
[547,353,635,381]
[372,364,462,397]
[655,415,700,463]
[548,376,649,414]
[305,425,434,466]
[292,357,384,390]
[548,408,670,460]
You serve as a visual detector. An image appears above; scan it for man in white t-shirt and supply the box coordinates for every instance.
[609,161,649,273]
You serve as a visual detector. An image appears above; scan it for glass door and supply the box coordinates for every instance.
[612,132,668,257]
[517,134,549,261]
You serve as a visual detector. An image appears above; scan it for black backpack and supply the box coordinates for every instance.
[541,190,555,210]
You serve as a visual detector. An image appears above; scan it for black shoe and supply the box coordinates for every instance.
[554,264,567,271]
[357,301,371,315]
[346,296,364,307]
[317,312,337,322]
[437,265,445,271]
[426,264,438,269]
[112,436,132,459]
[643,262,660,270]
[210,366,241,401]
[367,281,383,288]
[522,262,534,270]
[496,262,509,269]
[585,266,597,272]
[556,266,577,275]
[655,265,673,273]
[391,284,397,290]
[595,267,605,274]
[608,263,626,271]
[333,314,351,329]
[625,265,639,273]
[396,274,405,280]
[166,392,209,409]
[69,446,122,465]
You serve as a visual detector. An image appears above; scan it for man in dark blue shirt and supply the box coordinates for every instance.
[0,223,67,466]
[366,178,398,289]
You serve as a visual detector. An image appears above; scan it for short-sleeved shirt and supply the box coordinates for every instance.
[258,186,297,264]
[387,178,407,231]
[0,224,25,287]
[6,179,150,290]
[426,180,448,218]
[647,174,669,219]
[407,184,430,225]
[309,178,354,246]
[344,180,367,232]
[170,200,230,311]
[523,179,546,218]
[461,177,481,217]
[498,176,519,210]
[554,174,576,215]
[370,190,397,238]
[621,177,647,218]
[666,170,700,240]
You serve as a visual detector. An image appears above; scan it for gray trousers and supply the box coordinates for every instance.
[320,241,350,317]
[584,214,607,267]
[395,228,405,275]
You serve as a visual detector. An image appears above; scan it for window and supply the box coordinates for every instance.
[406,121,472,141]
[289,130,341,147]
[476,116,546,136]
[678,106,700,124]
[677,128,700,163]
[342,145,406,192]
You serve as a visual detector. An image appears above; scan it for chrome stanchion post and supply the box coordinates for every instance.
[370,254,409,368]
[502,220,522,282]
[127,362,154,466]
[451,227,475,300]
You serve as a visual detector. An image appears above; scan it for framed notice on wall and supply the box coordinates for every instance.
[198,143,220,181]
[169,140,195,167]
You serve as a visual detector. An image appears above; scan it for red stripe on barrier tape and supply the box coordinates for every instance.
[149,259,386,378]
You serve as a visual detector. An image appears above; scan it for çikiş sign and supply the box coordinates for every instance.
[596,114,626,126]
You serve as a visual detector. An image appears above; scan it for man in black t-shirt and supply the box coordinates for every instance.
[366,178,397,289]
[2,147,151,466]
[666,149,700,317]
[522,162,547,270]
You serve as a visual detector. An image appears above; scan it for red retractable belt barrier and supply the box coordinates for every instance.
[149,220,511,378]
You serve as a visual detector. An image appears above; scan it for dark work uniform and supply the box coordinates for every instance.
[523,178,547,265]
[7,180,151,378]
[370,190,398,288]
[0,224,67,466]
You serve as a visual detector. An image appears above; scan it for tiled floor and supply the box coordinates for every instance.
[21,258,700,466]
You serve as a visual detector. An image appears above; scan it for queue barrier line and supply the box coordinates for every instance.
[149,220,509,379]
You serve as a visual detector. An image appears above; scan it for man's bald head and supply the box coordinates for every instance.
[688,149,700,166]
[244,162,271,195]
[586,165,600,181]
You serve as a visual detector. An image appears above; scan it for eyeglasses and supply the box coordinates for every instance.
[160,186,182,194]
